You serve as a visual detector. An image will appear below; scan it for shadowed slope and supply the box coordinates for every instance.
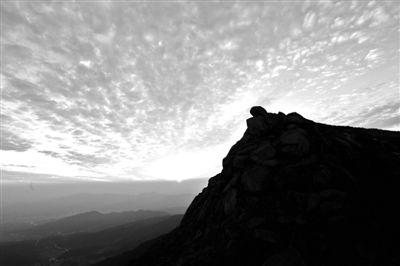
[99,107,400,266]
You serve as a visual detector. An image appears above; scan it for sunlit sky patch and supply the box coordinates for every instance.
[1,0,399,182]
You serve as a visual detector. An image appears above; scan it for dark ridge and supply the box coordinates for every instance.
[98,107,400,266]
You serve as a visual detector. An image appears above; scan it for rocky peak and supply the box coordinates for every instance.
[105,107,400,266]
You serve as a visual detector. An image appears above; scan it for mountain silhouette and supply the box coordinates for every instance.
[99,106,400,266]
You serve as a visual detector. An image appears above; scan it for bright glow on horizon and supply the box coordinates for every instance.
[141,148,224,182]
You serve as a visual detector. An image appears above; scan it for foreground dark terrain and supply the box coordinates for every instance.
[98,107,400,266]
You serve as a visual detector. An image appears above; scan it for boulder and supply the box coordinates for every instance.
[237,143,260,155]
[241,166,270,192]
[262,249,303,266]
[306,193,320,212]
[261,159,279,167]
[247,217,266,229]
[285,112,306,124]
[280,128,310,156]
[223,189,238,215]
[246,116,269,136]
[250,106,268,117]
[232,155,249,169]
[223,173,240,192]
[251,141,276,163]
[254,229,279,244]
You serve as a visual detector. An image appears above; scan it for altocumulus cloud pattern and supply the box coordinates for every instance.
[1,1,399,182]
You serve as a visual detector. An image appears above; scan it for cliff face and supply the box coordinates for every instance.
[106,107,400,266]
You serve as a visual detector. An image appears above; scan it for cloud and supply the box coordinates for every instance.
[0,169,108,183]
[351,101,400,129]
[303,11,317,30]
[318,100,400,130]
[1,1,399,181]
[65,151,111,167]
[1,130,33,152]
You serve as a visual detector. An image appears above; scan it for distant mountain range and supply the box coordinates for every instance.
[3,209,168,241]
[0,212,182,266]
[2,192,194,224]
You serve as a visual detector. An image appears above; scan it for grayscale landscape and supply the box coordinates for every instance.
[1,1,399,265]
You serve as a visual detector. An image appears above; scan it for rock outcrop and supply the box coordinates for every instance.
[101,107,400,266]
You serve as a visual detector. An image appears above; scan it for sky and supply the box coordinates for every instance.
[1,0,399,183]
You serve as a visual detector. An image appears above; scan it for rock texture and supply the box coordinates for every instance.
[103,107,400,266]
